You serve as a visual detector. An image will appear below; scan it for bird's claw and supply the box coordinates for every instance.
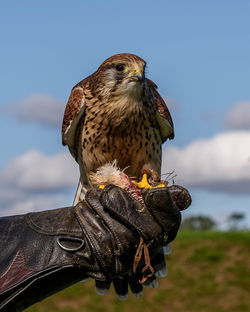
[132,174,166,189]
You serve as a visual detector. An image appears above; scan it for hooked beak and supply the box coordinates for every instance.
[129,69,145,83]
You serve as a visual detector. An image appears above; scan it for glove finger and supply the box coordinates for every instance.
[142,187,181,238]
[99,186,163,243]
[168,185,192,211]
[113,277,128,300]
[142,274,158,288]
[128,273,143,298]
[152,249,168,278]
[95,280,111,296]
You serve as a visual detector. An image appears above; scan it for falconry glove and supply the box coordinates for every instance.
[0,184,186,312]
[94,184,192,299]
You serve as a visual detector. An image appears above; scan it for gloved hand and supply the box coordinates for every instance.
[0,184,186,311]
[95,184,192,299]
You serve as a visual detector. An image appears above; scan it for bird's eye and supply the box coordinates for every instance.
[115,64,127,73]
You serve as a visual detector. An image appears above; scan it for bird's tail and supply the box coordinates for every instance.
[73,179,88,206]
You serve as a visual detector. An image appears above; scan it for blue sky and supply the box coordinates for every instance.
[1,0,250,229]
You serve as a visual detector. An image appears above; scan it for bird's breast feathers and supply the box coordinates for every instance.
[79,96,162,175]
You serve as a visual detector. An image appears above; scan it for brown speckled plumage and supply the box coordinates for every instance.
[62,53,174,204]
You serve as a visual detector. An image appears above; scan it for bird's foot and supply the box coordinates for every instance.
[132,173,152,189]
[132,174,166,189]
[141,168,158,184]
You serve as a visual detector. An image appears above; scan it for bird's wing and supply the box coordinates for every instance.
[62,79,90,204]
[146,78,174,143]
[62,79,88,160]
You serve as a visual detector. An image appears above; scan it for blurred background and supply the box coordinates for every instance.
[0,1,249,311]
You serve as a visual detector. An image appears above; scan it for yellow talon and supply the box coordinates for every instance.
[132,174,166,189]
[153,184,166,188]
[132,174,153,189]
[99,185,105,189]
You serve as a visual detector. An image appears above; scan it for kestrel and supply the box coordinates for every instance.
[62,53,174,205]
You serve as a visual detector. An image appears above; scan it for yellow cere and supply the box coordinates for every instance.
[133,68,143,74]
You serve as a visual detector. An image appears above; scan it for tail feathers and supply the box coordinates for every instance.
[73,179,88,206]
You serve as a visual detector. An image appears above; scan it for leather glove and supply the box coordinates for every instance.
[0,184,183,311]
[95,184,192,299]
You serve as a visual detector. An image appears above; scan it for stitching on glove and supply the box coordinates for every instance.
[0,249,35,292]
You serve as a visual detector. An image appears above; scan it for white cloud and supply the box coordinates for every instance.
[2,150,79,191]
[0,150,78,216]
[162,131,250,193]
[225,101,250,130]
[8,93,65,126]
[0,192,69,217]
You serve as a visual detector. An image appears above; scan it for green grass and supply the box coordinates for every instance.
[26,231,250,312]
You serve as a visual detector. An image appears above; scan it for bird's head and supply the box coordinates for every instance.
[94,53,146,99]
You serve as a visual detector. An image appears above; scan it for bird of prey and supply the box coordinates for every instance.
[62,53,174,205]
